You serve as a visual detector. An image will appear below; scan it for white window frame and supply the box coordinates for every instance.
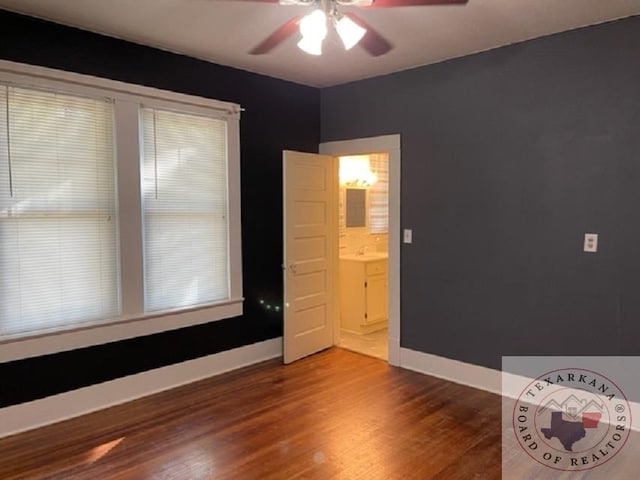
[0,60,243,362]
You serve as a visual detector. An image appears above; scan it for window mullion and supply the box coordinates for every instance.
[114,99,144,317]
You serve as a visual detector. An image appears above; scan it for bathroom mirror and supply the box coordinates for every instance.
[345,188,366,228]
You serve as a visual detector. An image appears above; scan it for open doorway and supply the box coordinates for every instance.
[320,135,400,366]
[336,153,389,360]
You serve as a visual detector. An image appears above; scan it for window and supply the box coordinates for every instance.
[368,152,389,234]
[0,86,118,336]
[0,61,242,355]
[142,108,229,311]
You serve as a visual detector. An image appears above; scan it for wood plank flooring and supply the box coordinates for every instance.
[0,348,501,479]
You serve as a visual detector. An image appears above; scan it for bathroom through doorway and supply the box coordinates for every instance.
[336,152,389,360]
[320,134,401,366]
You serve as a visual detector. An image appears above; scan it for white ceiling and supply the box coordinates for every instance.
[1,0,639,87]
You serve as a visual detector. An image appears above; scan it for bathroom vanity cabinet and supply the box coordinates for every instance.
[339,255,388,335]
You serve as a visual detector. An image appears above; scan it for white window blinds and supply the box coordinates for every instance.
[368,152,389,234]
[142,108,229,312]
[0,85,119,337]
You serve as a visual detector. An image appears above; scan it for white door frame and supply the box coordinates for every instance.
[320,134,401,366]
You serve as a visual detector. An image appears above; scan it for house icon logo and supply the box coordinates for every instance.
[512,368,631,472]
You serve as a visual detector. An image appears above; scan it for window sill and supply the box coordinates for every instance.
[0,298,244,362]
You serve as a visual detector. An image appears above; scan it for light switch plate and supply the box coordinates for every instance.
[584,233,598,252]
[403,229,412,244]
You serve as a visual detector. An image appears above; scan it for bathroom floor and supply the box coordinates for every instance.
[338,328,388,360]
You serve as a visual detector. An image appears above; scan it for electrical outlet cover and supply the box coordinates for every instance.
[584,233,598,252]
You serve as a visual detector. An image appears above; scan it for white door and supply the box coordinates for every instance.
[283,150,337,364]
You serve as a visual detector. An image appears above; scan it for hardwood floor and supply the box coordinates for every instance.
[0,348,501,479]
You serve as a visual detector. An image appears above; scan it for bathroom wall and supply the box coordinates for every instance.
[339,226,388,256]
[339,153,389,255]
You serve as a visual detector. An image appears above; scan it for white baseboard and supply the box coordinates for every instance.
[399,348,640,433]
[398,348,576,400]
[399,347,502,395]
[0,337,282,438]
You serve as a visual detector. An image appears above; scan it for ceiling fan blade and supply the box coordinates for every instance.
[343,12,393,56]
[249,16,302,54]
[365,0,468,7]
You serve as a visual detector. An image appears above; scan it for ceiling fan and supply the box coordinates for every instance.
[240,0,469,56]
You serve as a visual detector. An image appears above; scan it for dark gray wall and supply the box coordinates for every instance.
[321,16,640,370]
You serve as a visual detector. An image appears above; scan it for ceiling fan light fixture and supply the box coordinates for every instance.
[297,36,323,55]
[335,15,367,50]
[297,9,328,55]
[299,9,328,41]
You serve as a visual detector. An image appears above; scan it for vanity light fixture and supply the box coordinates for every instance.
[339,155,377,187]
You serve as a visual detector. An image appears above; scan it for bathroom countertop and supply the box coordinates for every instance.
[339,252,388,262]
